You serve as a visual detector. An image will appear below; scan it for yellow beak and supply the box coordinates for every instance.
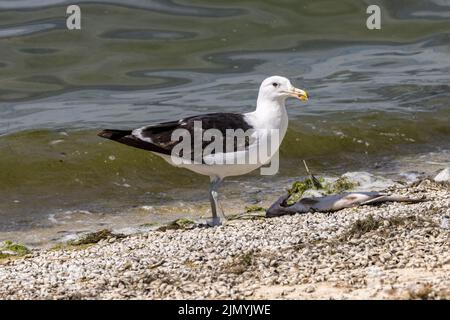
[287,87,309,101]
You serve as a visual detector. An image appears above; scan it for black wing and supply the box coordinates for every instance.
[98,113,254,159]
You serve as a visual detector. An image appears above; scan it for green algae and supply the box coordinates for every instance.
[244,205,266,213]
[286,175,359,205]
[157,218,196,231]
[0,240,30,259]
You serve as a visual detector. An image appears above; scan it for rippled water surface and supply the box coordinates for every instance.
[0,0,449,246]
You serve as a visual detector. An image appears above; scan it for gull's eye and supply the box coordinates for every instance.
[272,83,279,88]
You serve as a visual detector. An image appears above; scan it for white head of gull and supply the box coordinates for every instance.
[99,76,309,226]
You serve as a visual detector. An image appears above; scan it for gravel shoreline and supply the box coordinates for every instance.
[0,180,449,300]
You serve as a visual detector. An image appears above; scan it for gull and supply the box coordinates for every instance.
[98,76,308,225]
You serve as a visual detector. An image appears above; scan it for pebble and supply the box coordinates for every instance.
[305,285,316,293]
[434,168,449,182]
[0,182,448,299]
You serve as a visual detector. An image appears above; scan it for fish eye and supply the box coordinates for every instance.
[272,83,279,88]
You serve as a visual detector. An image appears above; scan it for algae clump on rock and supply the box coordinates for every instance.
[0,240,30,259]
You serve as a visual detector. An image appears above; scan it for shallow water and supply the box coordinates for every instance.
[0,0,449,246]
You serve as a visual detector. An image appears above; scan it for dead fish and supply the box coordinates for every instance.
[266,192,426,218]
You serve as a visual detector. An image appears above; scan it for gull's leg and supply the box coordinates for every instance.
[208,176,226,226]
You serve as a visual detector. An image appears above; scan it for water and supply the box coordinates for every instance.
[0,0,449,247]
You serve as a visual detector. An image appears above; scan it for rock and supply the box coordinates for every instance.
[434,168,450,182]
[440,217,449,230]
[381,253,392,262]
[0,250,19,256]
[305,285,316,293]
